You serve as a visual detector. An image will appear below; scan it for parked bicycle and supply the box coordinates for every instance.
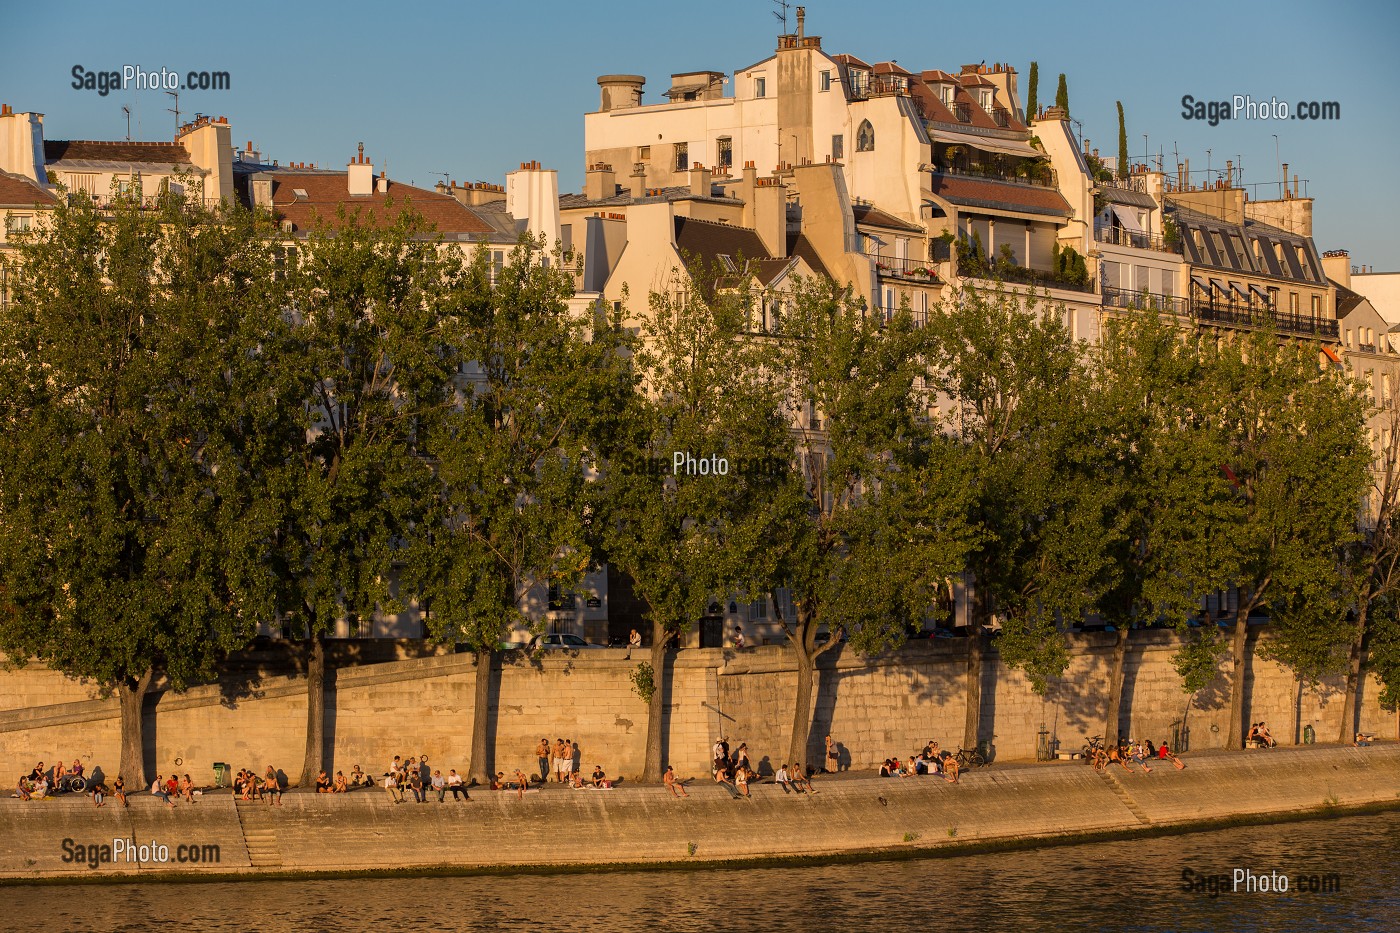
[954,745,987,769]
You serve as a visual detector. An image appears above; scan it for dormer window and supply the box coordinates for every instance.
[755,76,767,98]
[979,89,992,109]
[940,85,954,106]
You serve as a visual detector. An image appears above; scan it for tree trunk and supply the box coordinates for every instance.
[962,633,983,750]
[1226,605,1250,749]
[468,647,494,786]
[641,621,669,783]
[1337,602,1369,744]
[1103,626,1131,748]
[118,668,154,788]
[787,633,816,772]
[299,633,325,788]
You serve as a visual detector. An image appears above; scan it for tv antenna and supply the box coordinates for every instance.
[166,90,180,133]
[122,105,131,141]
[431,171,450,188]
[771,0,791,32]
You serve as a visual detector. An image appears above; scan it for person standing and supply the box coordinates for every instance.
[735,743,752,773]
[536,738,550,784]
[570,740,581,780]
[824,735,839,774]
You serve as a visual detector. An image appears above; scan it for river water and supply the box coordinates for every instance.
[6,811,1397,931]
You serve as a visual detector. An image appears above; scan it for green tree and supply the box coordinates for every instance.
[1026,62,1039,118]
[1336,402,1400,740]
[0,190,292,786]
[1055,73,1069,117]
[409,239,635,785]
[1088,311,1235,745]
[775,279,977,769]
[274,206,463,787]
[1116,101,1129,180]
[1200,330,1369,748]
[601,268,801,781]
[925,285,1087,746]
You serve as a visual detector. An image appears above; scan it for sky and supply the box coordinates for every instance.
[4,0,1396,267]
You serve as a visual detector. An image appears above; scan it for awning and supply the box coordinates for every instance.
[930,128,1041,159]
[1249,283,1270,302]
[1230,282,1250,300]
[1111,204,1145,235]
[1210,278,1229,297]
[1321,345,1342,365]
[1191,275,1211,294]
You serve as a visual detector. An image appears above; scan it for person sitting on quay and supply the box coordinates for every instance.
[15,774,32,801]
[91,777,108,808]
[790,763,816,794]
[663,765,690,798]
[1354,731,1376,748]
[774,763,797,793]
[332,770,348,793]
[1157,742,1185,769]
[447,769,470,801]
[383,771,403,804]
[113,775,128,808]
[715,764,743,799]
[879,759,893,778]
[151,774,176,808]
[180,773,198,803]
[315,770,332,793]
[349,765,370,788]
[408,767,425,804]
[735,765,753,799]
[513,769,531,800]
[432,769,447,802]
[590,765,613,789]
[1127,742,1154,773]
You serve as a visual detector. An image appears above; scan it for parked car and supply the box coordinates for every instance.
[528,633,605,650]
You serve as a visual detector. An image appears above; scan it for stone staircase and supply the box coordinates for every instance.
[1096,767,1152,826]
[235,798,284,868]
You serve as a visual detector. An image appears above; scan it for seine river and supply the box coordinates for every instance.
[6,811,1396,931]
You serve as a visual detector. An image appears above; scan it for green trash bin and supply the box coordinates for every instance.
[1303,724,1315,745]
[213,762,230,788]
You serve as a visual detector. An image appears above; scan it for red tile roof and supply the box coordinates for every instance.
[852,203,922,232]
[262,171,494,236]
[0,170,57,207]
[44,140,192,164]
[927,174,1071,217]
[921,70,958,84]
[833,53,873,70]
[873,62,914,77]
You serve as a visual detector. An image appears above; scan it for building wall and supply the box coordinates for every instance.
[3,631,1393,787]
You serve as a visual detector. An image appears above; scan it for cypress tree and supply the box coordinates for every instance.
[1117,101,1129,179]
[1026,62,1039,118]
[1055,73,1069,117]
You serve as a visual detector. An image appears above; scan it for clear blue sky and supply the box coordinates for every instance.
[4,0,1395,267]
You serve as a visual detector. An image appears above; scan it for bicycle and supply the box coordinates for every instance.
[954,746,986,769]
[1081,734,1105,763]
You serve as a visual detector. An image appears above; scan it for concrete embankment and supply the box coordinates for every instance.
[2,745,1396,883]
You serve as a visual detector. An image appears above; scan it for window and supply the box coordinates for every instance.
[856,120,875,152]
[819,70,831,92]
[755,77,766,98]
[6,213,31,232]
[808,400,822,430]
[1289,291,1299,313]
[717,136,732,169]
[0,261,6,310]
[492,250,505,282]
[638,145,650,160]
[1311,294,1321,315]
[67,173,98,195]
[751,596,768,618]
[940,85,954,106]
[831,134,844,160]
[1266,286,1279,310]
[674,142,688,172]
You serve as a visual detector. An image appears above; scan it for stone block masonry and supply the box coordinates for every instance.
[0,630,1396,788]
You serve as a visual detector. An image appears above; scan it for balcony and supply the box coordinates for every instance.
[1094,222,1182,255]
[931,161,1058,190]
[1102,285,1188,317]
[954,102,972,123]
[962,260,1097,294]
[1191,299,1340,339]
[869,252,940,283]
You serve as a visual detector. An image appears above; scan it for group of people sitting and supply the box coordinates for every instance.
[231,766,284,805]
[149,773,202,807]
[879,741,962,784]
[14,759,84,801]
[1094,739,1184,773]
[381,754,470,804]
[1247,722,1278,749]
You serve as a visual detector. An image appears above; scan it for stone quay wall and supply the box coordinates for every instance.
[1,630,1395,788]
[0,745,1396,881]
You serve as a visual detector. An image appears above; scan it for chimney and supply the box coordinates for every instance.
[1293,173,1299,200]
[597,74,646,112]
[0,106,47,186]
[629,162,647,199]
[1226,159,1233,187]
[377,170,389,194]
[348,142,374,196]
[585,162,617,201]
[752,172,787,258]
[1321,249,1351,289]
[689,161,712,198]
[506,161,561,248]
[796,5,805,39]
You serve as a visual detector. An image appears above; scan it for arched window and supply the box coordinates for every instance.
[856,120,875,152]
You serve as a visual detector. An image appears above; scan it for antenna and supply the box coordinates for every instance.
[771,0,791,32]
[165,90,180,133]
[431,171,450,188]
[122,105,131,141]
